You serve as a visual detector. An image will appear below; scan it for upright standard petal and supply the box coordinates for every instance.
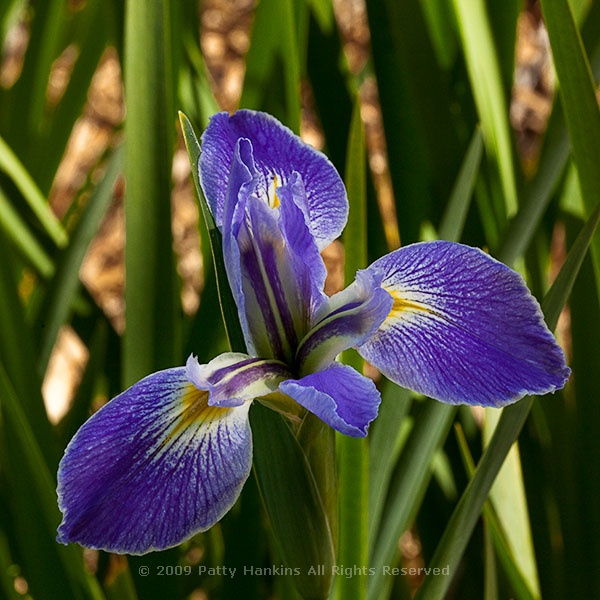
[359,241,571,407]
[221,139,327,364]
[279,363,381,437]
[277,172,328,320]
[57,368,252,554]
[199,110,348,250]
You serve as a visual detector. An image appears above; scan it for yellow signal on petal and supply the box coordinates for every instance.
[168,384,230,441]
[385,288,435,319]
[268,175,280,209]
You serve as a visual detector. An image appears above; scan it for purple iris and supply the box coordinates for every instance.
[56,110,570,554]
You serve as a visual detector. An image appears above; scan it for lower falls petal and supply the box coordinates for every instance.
[57,367,252,554]
[359,241,571,407]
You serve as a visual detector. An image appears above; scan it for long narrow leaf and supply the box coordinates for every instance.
[0,134,67,248]
[455,426,537,600]
[0,234,56,467]
[368,128,481,599]
[498,6,600,267]
[39,0,109,190]
[438,127,483,242]
[36,146,122,374]
[0,186,55,277]
[483,408,540,598]
[365,0,461,244]
[451,0,518,217]
[540,0,600,289]
[123,2,180,595]
[179,112,245,349]
[367,382,413,551]
[123,0,180,383]
[252,406,335,600]
[0,363,104,600]
[368,401,456,600]
[337,96,368,600]
[3,0,66,164]
[414,199,600,600]
[240,0,300,131]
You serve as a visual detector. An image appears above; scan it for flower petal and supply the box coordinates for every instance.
[296,269,393,374]
[220,138,262,355]
[199,109,348,249]
[359,241,571,407]
[186,353,290,407]
[277,172,328,318]
[222,139,327,363]
[57,368,252,554]
[279,363,381,437]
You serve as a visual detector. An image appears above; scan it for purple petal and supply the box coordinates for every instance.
[359,241,571,407]
[199,110,348,249]
[296,270,393,374]
[186,353,290,408]
[222,139,327,363]
[277,172,328,318]
[279,363,381,437]
[220,138,263,356]
[57,368,252,554]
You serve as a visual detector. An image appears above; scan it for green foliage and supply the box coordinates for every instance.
[0,1,598,599]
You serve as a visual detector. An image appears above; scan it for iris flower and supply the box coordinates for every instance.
[57,110,570,554]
